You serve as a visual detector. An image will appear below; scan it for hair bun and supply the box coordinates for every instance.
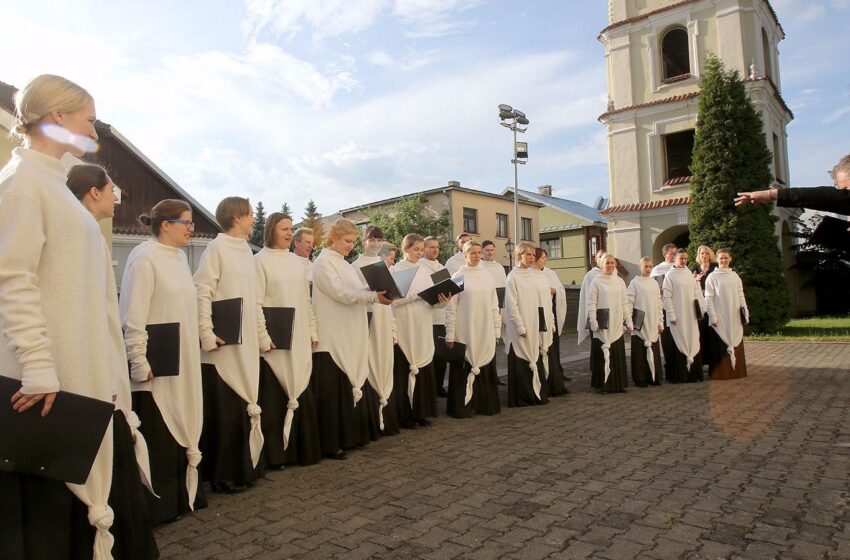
[138,214,152,226]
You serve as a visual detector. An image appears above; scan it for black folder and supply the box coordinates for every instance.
[596,308,610,330]
[495,287,506,309]
[435,336,466,363]
[0,375,114,485]
[740,307,748,326]
[632,308,645,331]
[809,215,850,250]
[367,311,373,328]
[145,323,180,377]
[359,261,418,300]
[418,278,464,306]
[212,297,243,345]
[430,268,451,284]
[693,300,704,321]
[538,307,548,332]
[263,307,295,350]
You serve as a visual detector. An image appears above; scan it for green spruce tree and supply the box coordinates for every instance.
[301,199,325,256]
[251,200,266,247]
[281,202,292,216]
[688,54,789,333]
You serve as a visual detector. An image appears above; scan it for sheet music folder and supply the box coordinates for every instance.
[212,298,243,345]
[632,308,645,331]
[0,375,114,485]
[359,261,418,300]
[418,277,464,305]
[596,308,610,330]
[430,269,451,284]
[263,307,295,350]
[145,322,180,377]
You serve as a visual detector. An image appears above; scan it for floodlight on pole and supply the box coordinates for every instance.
[498,104,529,251]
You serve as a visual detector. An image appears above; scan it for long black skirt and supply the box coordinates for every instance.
[257,359,321,467]
[630,335,663,387]
[447,358,501,418]
[392,345,439,424]
[698,316,717,369]
[660,316,677,382]
[132,391,208,525]
[0,465,93,560]
[432,325,448,391]
[548,297,568,396]
[707,334,747,380]
[590,337,629,393]
[109,411,160,560]
[507,345,549,407]
[667,344,704,383]
[358,381,383,443]
[199,364,263,488]
[368,378,400,436]
[312,352,365,454]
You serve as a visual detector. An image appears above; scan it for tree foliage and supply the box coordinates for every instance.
[301,199,325,256]
[688,54,789,333]
[789,215,850,314]
[251,200,266,247]
[281,202,291,216]
[365,194,452,261]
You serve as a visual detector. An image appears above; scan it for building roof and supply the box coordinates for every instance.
[539,223,587,233]
[600,196,691,215]
[338,184,542,214]
[501,187,607,225]
[600,0,783,37]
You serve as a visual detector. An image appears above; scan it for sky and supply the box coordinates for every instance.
[2,0,848,220]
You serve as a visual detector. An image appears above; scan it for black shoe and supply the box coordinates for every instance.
[401,420,418,430]
[416,418,433,428]
[496,378,506,386]
[212,481,246,494]
[436,387,449,398]
[324,449,347,461]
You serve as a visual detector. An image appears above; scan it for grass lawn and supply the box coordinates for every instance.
[747,316,850,342]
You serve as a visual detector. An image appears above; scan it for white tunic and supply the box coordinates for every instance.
[481,259,507,289]
[587,274,632,382]
[195,233,271,467]
[312,248,376,405]
[391,258,436,404]
[627,275,665,381]
[0,148,114,559]
[444,265,500,404]
[650,261,674,290]
[120,239,203,505]
[542,267,567,335]
[503,267,544,398]
[444,251,466,276]
[705,268,749,368]
[576,267,601,345]
[255,247,317,449]
[662,266,706,368]
[352,254,395,429]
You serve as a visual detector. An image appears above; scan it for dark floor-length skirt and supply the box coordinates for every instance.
[392,345,439,424]
[357,380,383,444]
[0,466,94,560]
[698,316,717,370]
[661,315,677,382]
[368,379,400,436]
[257,359,321,467]
[132,391,208,525]
[447,358,501,418]
[630,335,663,387]
[666,344,704,383]
[548,298,569,396]
[590,336,629,393]
[199,364,263,488]
[507,345,550,407]
[312,352,363,454]
[707,333,747,380]
[432,325,448,391]
[108,411,160,560]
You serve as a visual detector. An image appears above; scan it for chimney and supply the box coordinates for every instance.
[538,185,552,196]
[447,180,461,188]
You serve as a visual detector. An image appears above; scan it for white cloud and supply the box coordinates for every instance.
[368,51,396,67]
[243,0,389,40]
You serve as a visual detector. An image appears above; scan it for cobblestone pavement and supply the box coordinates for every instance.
[156,341,850,559]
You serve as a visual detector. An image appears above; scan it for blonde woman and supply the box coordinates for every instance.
[693,245,718,370]
[662,249,706,383]
[0,75,118,559]
[705,249,749,380]
[627,257,664,387]
[312,219,391,459]
[444,240,501,418]
[588,254,633,393]
[504,242,549,407]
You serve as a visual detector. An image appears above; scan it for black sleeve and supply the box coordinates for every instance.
[776,187,850,214]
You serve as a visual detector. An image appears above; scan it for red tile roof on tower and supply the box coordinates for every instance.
[600,197,691,215]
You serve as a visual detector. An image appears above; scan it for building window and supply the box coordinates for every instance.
[589,236,599,262]
[761,28,773,81]
[462,207,478,234]
[663,129,695,183]
[521,217,533,241]
[772,132,784,184]
[661,27,690,81]
[495,213,508,238]
[541,238,562,259]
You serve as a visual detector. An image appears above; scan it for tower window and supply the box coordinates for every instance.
[663,129,695,183]
[761,28,774,81]
[661,27,690,80]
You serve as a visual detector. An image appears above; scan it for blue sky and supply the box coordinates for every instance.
[2,0,848,220]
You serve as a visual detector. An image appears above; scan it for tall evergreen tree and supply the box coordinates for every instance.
[301,199,325,255]
[251,200,266,247]
[281,202,291,216]
[688,54,789,333]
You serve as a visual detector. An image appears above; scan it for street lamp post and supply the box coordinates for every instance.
[498,104,529,255]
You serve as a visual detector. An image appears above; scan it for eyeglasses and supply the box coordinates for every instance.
[165,219,194,229]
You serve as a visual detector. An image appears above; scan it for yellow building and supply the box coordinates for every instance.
[598,0,794,280]
[338,181,542,269]
[503,186,608,286]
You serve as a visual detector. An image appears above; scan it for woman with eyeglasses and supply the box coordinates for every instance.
[119,199,208,525]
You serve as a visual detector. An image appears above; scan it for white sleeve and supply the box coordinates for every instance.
[505,276,526,336]
[444,295,458,342]
[587,280,599,330]
[313,260,377,306]
[121,257,156,382]
[662,275,676,324]
[254,260,272,352]
[193,245,221,352]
